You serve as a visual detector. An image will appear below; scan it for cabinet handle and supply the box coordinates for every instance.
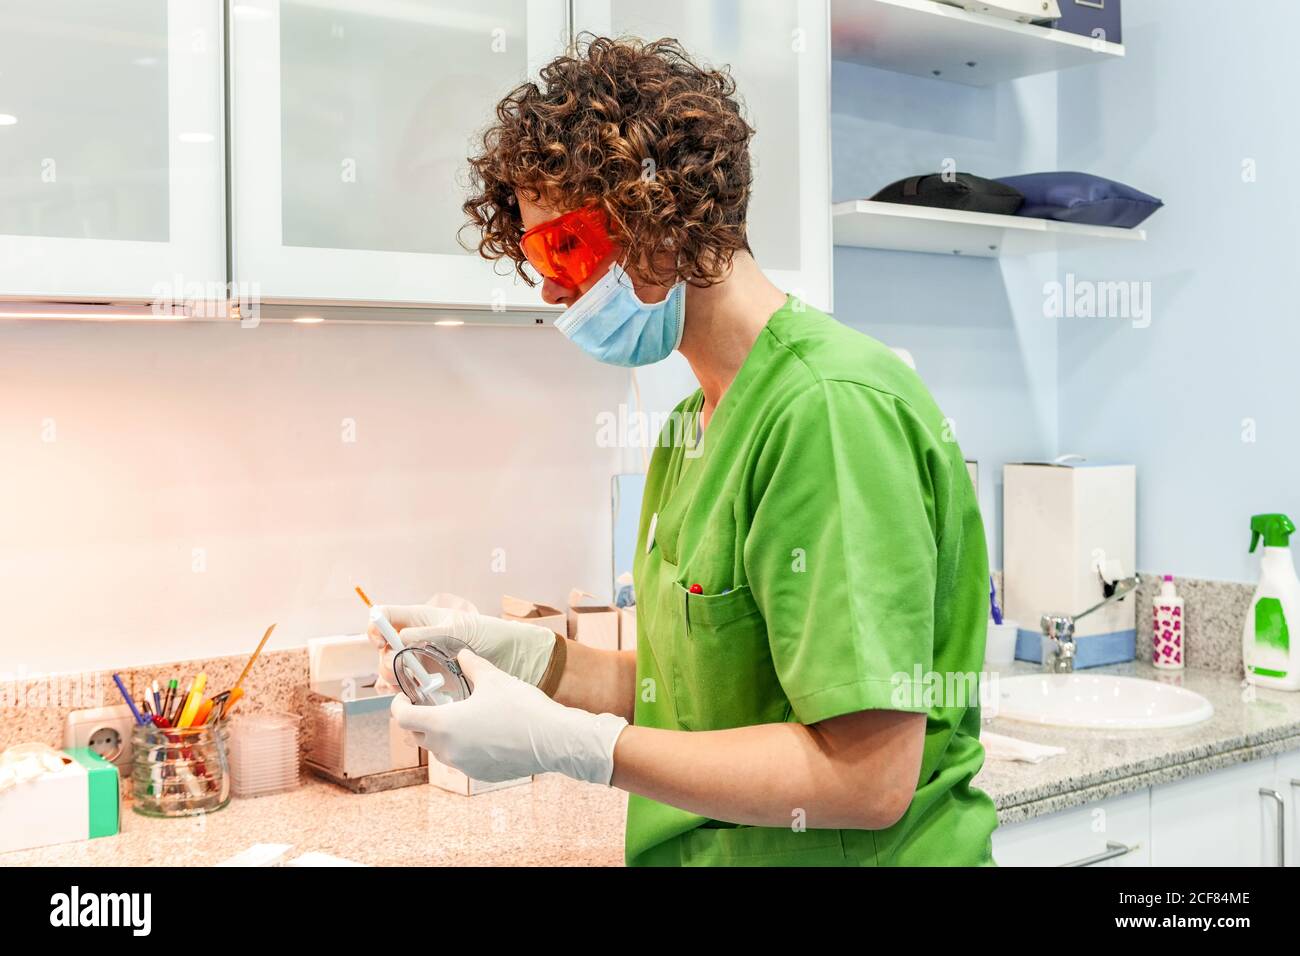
[1291,780,1300,865]
[1059,840,1137,867]
[1260,788,1285,867]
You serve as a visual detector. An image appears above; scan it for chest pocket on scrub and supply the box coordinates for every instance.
[672,583,789,731]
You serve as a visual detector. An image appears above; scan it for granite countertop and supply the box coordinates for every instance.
[6,662,1300,865]
[0,772,629,867]
[977,661,1300,824]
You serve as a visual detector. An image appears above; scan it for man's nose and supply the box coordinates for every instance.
[541,278,576,307]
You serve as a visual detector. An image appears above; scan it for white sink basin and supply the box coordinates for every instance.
[996,673,1214,730]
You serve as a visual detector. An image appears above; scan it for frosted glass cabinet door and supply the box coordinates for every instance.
[230,0,569,309]
[572,0,831,312]
[0,0,224,300]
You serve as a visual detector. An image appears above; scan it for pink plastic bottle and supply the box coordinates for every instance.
[1152,574,1185,670]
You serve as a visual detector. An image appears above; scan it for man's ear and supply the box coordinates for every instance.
[622,253,678,301]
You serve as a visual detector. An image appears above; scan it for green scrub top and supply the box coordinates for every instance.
[627,296,998,867]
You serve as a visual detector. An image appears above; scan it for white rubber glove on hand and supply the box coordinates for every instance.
[368,602,556,690]
[390,650,627,785]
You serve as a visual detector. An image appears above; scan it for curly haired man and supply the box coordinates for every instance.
[385,37,998,867]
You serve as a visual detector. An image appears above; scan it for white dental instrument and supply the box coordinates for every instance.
[392,645,469,706]
[356,587,454,705]
[367,605,447,701]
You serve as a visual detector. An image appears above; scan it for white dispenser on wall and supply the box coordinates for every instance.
[1003,457,1137,667]
[1244,513,1300,691]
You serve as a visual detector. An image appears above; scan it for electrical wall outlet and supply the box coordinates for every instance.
[65,704,136,771]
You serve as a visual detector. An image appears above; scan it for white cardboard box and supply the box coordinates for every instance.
[618,605,637,652]
[427,757,530,796]
[1003,460,1137,667]
[0,750,119,854]
[567,588,619,650]
[569,605,619,650]
[501,595,567,638]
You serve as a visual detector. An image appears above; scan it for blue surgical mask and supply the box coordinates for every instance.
[554,262,686,367]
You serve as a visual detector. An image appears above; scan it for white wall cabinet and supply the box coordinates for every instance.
[0,0,225,301]
[3,0,831,314]
[571,0,833,312]
[228,0,569,310]
[994,750,1298,867]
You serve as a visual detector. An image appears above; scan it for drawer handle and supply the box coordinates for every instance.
[1059,840,1137,867]
[1292,779,1300,865]
[1260,788,1285,867]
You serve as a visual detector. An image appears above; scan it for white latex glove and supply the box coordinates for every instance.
[368,601,556,690]
[390,650,627,785]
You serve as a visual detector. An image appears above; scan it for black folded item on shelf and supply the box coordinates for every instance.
[870,173,1024,215]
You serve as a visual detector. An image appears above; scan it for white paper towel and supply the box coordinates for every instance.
[981,731,1066,764]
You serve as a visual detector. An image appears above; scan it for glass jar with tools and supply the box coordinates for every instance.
[131,721,231,817]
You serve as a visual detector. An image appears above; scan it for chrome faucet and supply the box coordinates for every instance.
[1040,573,1142,673]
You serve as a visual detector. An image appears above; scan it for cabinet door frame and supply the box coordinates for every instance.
[0,0,226,302]
[228,0,568,310]
[991,790,1150,867]
[1276,749,1300,867]
[571,0,832,312]
[1150,757,1281,867]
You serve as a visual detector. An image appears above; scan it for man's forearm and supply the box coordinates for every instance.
[609,711,923,830]
[553,641,638,720]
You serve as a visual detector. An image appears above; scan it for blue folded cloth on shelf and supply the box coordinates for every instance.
[995,171,1163,228]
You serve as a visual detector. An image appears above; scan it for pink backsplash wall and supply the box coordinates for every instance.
[0,319,632,687]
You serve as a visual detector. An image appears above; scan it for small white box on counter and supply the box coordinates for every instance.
[567,588,619,650]
[1003,459,1137,667]
[618,605,637,651]
[308,634,376,684]
[501,595,567,638]
[0,749,119,854]
[427,758,529,796]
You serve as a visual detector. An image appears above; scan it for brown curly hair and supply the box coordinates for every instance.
[461,35,754,288]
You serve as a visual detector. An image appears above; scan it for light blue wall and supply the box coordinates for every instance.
[1055,0,1300,582]
[645,9,1284,580]
[831,59,1064,565]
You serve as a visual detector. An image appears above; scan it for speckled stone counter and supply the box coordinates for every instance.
[6,661,1300,864]
[977,661,1300,824]
[0,772,628,867]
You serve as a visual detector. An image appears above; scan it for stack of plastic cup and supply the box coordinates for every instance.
[228,712,301,798]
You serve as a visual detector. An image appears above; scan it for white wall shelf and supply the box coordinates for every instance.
[831,0,1123,86]
[832,200,1146,259]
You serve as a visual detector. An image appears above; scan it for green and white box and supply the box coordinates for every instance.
[0,748,120,854]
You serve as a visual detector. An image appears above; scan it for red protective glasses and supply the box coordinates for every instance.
[519,206,614,290]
